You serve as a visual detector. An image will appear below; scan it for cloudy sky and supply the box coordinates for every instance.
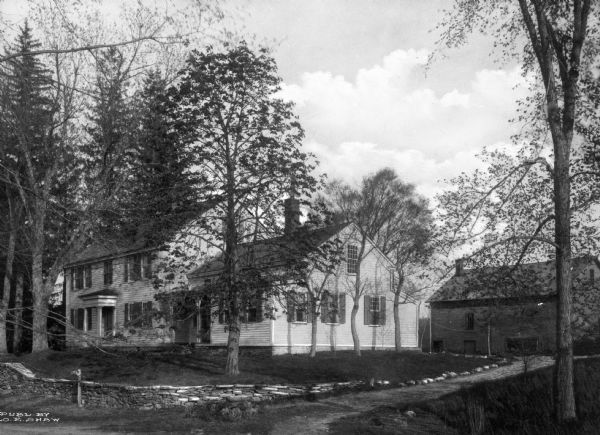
[227,0,530,199]
[0,0,531,200]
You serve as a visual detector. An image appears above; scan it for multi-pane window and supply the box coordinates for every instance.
[321,292,346,324]
[347,245,358,274]
[364,295,385,326]
[465,312,475,330]
[243,291,263,323]
[76,308,85,330]
[124,254,151,282]
[104,260,113,285]
[287,293,307,323]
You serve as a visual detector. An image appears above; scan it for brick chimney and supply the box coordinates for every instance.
[284,176,301,235]
[455,258,464,276]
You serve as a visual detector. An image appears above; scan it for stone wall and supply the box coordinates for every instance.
[0,362,363,410]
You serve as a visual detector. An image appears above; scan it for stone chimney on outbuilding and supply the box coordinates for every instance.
[284,176,301,235]
[455,258,465,276]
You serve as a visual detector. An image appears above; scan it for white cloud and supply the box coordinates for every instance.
[280,49,532,199]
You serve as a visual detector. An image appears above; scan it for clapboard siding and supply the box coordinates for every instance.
[66,252,177,348]
[210,319,272,346]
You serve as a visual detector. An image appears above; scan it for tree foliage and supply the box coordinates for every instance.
[435,0,598,421]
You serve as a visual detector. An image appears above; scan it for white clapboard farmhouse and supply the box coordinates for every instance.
[63,197,419,354]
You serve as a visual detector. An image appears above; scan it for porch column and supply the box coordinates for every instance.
[112,307,117,336]
[83,308,88,332]
[97,307,103,337]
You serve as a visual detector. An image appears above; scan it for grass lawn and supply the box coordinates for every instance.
[330,357,600,435]
[1,348,490,386]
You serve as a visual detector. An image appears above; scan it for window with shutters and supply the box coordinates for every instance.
[347,244,358,274]
[104,260,113,285]
[364,295,386,326]
[321,292,346,324]
[124,254,150,282]
[85,264,92,288]
[287,293,308,323]
[124,301,153,328]
[243,291,263,323]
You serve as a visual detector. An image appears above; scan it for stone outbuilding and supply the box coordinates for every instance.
[427,256,600,355]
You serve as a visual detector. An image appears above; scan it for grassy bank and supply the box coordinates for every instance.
[331,357,600,434]
[1,347,489,386]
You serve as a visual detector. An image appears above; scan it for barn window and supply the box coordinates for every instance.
[465,312,474,330]
[347,245,358,274]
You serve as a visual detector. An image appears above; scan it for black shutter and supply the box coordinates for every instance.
[379,296,386,325]
[70,309,75,326]
[123,257,129,282]
[364,295,371,325]
[339,293,346,324]
[124,303,130,325]
[321,292,329,323]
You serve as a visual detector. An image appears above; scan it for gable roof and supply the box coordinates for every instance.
[427,256,600,303]
[188,222,350,278]
[64,238,153,268]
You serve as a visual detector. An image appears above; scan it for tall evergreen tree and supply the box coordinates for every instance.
[127,70,199,245]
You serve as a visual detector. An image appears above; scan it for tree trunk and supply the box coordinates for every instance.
[13,273,23,354]
[350,301,360,356]
[0,222,16,354]
[394,291,402,352]
[31,207,49,353]
[554,135,576,421]
[225,311,240,375]
[310,294,318,357]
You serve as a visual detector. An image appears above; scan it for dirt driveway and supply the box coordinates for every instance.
[0,356,554,434]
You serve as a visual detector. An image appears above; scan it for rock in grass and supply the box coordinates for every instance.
[405,410,416,418]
